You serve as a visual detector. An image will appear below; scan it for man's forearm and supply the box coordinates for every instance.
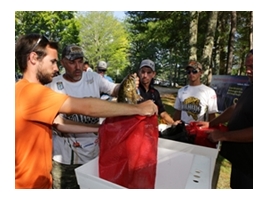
[111,84,120,97]
[219,127,253,142]
[209,105,235,127]
[53,116,99,133]
[60,97,158,118]
[160,111,174,125]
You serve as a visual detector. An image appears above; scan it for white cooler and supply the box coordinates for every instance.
[75,138,219,189]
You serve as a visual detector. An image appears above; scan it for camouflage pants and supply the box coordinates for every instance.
[52,160,82,189]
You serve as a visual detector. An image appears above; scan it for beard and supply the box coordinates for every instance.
[63,70,82,82]
[36,69,53,85]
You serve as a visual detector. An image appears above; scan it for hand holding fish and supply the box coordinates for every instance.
[133,73,139,90]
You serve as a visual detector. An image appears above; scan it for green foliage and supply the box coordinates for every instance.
[77,11,130,82]
[125,11,252,84]
[15,10,252,83]
[125,11,193,82]
[15,11,80,72]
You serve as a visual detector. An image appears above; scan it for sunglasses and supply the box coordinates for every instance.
[186,69,199,74]
[98,69,107,73]
[30,35,49,52]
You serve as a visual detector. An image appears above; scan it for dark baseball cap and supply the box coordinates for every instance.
[140,59,155,71]
[62,44,84,60]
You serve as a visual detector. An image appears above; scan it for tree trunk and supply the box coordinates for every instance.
[189,11,199,61]
[249,11,253,50]
[214,12,223,75]
[201,11,218,86]
[226,11,237,74]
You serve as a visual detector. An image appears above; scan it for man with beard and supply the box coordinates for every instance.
[15,33,158,189]
[46,44,124,189]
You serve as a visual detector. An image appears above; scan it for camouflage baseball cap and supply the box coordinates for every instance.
[62,44,84,60]
[186,60,202,70]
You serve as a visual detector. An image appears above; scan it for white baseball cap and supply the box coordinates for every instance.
[97,61,107,70]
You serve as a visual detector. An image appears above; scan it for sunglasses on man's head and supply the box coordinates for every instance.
[30,35,49,52]
[69,46,83,53]
[186,68,199,74]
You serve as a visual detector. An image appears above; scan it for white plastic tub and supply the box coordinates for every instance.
[75,138,219,189]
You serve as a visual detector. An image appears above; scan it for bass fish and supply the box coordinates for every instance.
[117,73,143,104]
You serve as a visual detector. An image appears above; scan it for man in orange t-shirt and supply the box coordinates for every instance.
[16,81,68,188]
[15,33,158,188]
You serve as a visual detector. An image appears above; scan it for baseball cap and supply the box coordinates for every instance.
[186,60,202,70]
[62,44,84,60]
[97,61,107,70]
[139,59,155,71]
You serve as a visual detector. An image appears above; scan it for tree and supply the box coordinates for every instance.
[126,11,190,86]
[249,11,253,50]
[77,11,130,82]
[15,11,80,72]
[189,11,199,61]
[200,11,218,85]
[125,11,252,86]
[226,11,237,75]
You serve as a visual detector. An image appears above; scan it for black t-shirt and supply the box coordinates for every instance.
[220,84,253,176]
[138,84,165,115]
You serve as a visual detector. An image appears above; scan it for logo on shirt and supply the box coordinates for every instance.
[87,78,94,84]
[63,113,99,124]
[182,96,201,120]
[56,82,64,90]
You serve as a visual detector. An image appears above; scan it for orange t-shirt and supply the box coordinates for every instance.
[15,79,68,189]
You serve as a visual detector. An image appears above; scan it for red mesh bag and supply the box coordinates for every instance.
[98,114,159,189]
[186,122,228,148]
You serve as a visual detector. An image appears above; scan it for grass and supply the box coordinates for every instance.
[160,92,231,189]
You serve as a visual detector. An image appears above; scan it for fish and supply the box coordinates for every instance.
[117,73,143,104]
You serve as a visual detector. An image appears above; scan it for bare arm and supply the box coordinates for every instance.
[111,84,120,97]
[208,127,253,143]
[173,109,181,121]
[53,114,99,133]
[209,104,236,127]
[196,104,236,128]
[160,111,181,125]
[59,97,158,118]
[208,113,217,122]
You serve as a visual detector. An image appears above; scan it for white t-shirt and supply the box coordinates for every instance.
[46,71,116,164]
[174,84,218,124]
[86,67,93,72]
